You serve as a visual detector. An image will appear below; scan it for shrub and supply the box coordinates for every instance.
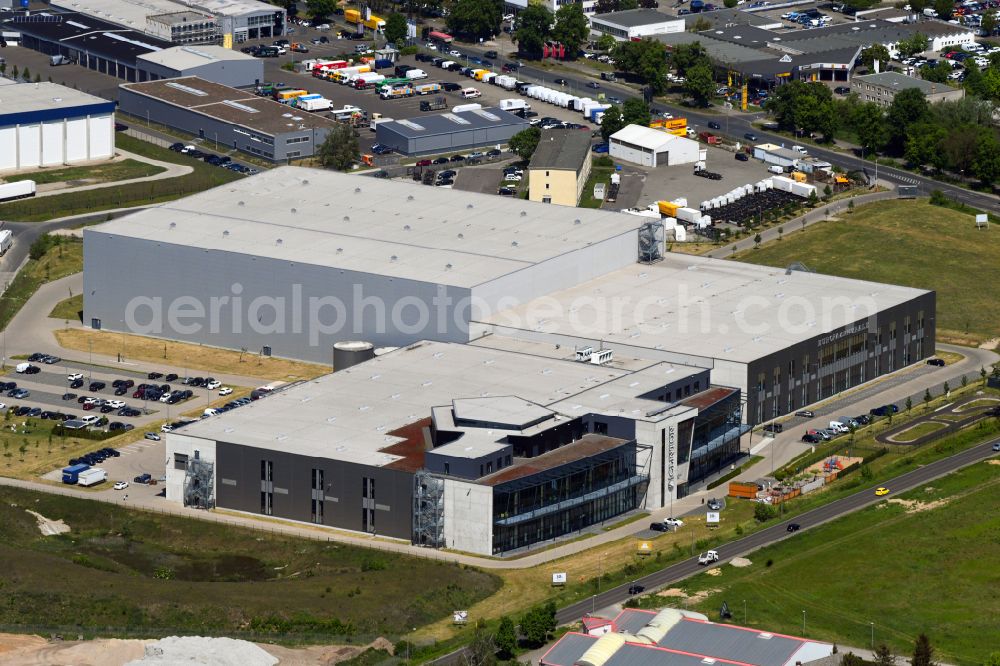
[754,502,777,522]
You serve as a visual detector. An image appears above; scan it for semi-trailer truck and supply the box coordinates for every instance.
[414,82,440,95]
[77,468,108,487]
[0,229,12,256]
[0,180,37,203]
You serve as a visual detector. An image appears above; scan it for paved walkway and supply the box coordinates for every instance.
[32,149,193,199]
[704,188,898,259]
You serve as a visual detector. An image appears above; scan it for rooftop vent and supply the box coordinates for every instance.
[343,216,350,221]
[511,240,518,247]
[169,222,176,229]
[222,230,230,237]
[758,633,774,640]
[574,218,581,225]
[407,195,414,201]
[520,211,527,217]
[276,238,283,245]
[457,232,464,239]
[390,255,398,262]
[290,207,297,214]
[467,203,474,209]
[355,187,361,193]
[303,180,309,185]
[237,200,244,206]
[403,224,411,231]
[445,263,453,270]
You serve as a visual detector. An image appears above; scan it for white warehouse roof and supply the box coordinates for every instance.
[610,124,686,151]
[89,167,641,289]
[481,252,930,365]
[54,0,207,30]
[137,45,256,69]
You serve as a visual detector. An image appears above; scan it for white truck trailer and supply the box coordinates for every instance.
[77,468,108,487]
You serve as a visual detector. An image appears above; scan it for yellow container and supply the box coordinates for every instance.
[664,118,686,130]
[791,171,807,182]
[657,201,678,217]
[667,128,686,136]
[345,8,361,22]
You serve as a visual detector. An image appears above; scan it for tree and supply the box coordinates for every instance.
[671,42,709,77]
[21,66,30,82]
[840,653,865,666]
[447,0,503,40]
[317,123,359,170]
[513,3,552,56]
[306,0,336,20]
[597,34,616,51]
[520,604,555,647]
[495,616,517,660]
[982,10,998,35]
[972,130,1000,185]
[985,652,1000,666]
[923,387,933,409]
[614,39,669,94]
[912,634,936,666]
[685,61,715,107]
[384,13,408,46]
[886,87,930,152]
[724,0,738,6]
[464,620,497,666]
[920,63,950,84]
[873,644,895,666]
[552,4,589,59]
[933,0,953,18]
[904,122,947,169]
[508,126,541,160]
[622,98,651,126]
[754,502,776,521]
[897,33,929,58]
[854,102,887,154]
[909,0,928,12]
[753,232,762,248]
[981,366,988,385]
[941,124,982,175]
[860,44,891,71]
[600,105,625,141]
[906,396,913,413]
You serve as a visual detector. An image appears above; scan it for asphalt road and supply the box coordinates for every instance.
[443,46,1000,214]
[554,435,1000,625]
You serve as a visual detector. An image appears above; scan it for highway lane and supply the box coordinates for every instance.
[554,435,1000,624]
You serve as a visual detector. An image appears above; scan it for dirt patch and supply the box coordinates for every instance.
[979,337,999,350]
[25,510,70,536]
[729,557,752,568]
[654,587,721,605]
[805,456,863,476]
[0,636,146,665]
[985,460,1000,466]
[705,567,722,576]
[886,497,950,514]
[657,588,688,598]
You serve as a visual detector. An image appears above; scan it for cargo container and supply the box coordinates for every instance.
[274,89,308,103]
[790,171,807,182]
[373,58,393,70]
[0,180,36,203]
[62,463,90,484]
[345,8,362,23]
[657,201,678,217]
[499,98,529,112]
[354,73,386,89]
[495,75,518,90]
[77,468,108,487]
[298,96,333,111]
[414,82,441,95]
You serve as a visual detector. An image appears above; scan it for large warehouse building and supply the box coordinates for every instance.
[135,45,263,87]
[375,107,528,156]
[0,81,116,172]
[166,338,742,554]
[118,77,337,160]
[84,167,935,432]
[5,11,172,82]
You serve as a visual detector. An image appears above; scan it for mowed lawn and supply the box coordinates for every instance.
[733,200,1000,344]
[682,460,1000,664]
[0,486,501,641]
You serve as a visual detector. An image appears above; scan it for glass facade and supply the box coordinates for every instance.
[687,391,745,485]
[492,442,647,554]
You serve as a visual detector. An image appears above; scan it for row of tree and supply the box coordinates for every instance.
[765,79,1000,185]
[512,3,590,58]
[606,39,714,103]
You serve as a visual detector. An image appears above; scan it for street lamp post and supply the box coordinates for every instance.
[870,622,875,650]
[802,610,806,635]
[743,599,747,625]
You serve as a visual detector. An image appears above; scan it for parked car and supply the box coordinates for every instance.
[735,153,749,161]
[926,358,945,366]
[114,481,129,490]
[787,523,801,532]
[744,132,758,141]
[801,433,821,443]
[707,498,722,511]
[875,487,890,496]
[628,584,645,595]
[795,410,815,417]
[649,522,668,532]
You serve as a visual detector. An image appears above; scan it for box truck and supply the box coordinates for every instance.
[414,82,441,95]
[499,98,529,112]
[77,468,108,487]
[62,463,90,484]
[297,96,333,112]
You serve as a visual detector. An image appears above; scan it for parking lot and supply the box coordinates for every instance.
[1,357,235,431]
[637,143,779,210]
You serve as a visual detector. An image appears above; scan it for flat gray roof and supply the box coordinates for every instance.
[529,129,592,171]
[0,81,113,116]
[88,166,641,289]
[381,106,527,139]
[182,0,279,16]
[481,252,930,364]
[52,0,200,31]
[853,71,951,95]
[137,45,254,70]
[174,340,634,464]
[592,9,680,28]
[654,32,768,65]
[120,77,337,136]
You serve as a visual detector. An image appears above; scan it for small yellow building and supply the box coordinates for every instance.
[527,129,593,207]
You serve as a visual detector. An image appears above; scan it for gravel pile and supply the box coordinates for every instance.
[126,636,278,666]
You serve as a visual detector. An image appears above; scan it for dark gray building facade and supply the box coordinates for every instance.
[119,77,336,161]
[746,292,936,425]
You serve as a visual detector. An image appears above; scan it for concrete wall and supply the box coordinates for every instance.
[0,114,114,171]
[137,58,265,88]
[82,230,473,364]
[443,478,493,555]
[165,433,217,503]
[470,230,637,324]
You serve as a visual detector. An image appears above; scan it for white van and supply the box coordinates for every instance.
[768,165,784,174]
[460,87,481,98]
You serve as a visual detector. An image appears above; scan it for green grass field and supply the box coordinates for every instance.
[678,459,1000,664]
[0,135,241,222]
[49,293,83,322]
[732,199,1000,345]
[0,485,500,642]
[3,159,164,186]
[0,236,81,331]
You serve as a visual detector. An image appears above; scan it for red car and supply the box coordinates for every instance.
[416,159,432,166]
